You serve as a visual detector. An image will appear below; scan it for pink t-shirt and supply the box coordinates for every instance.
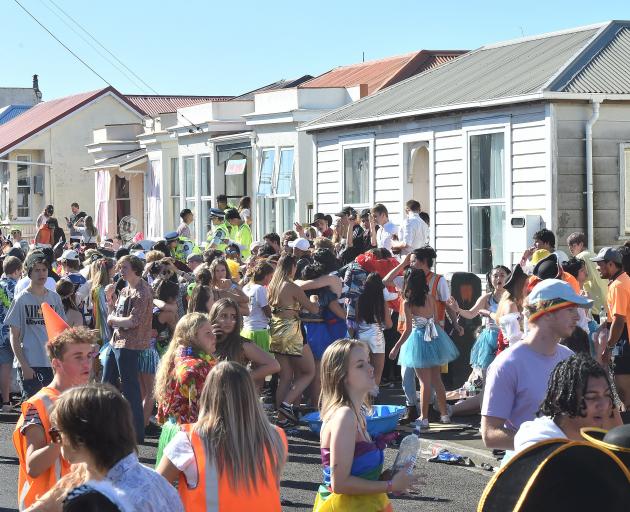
[481,342,573,431]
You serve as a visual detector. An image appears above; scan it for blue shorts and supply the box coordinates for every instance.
[0,337,13,365]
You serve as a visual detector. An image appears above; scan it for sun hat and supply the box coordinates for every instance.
[526,278,593,322]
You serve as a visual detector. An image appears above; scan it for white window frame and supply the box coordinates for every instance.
[274,147,296,198]
[15,154,33,220]
[619,143,630,239]
[257,147,277,198]
[0,161,9,222]
[465,126,510,274]
[339,136,374,209]
[199,154,212,239]
[169,157,180,230]
[182,155,196,211]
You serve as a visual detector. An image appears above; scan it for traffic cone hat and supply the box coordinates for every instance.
[42,302,69,341]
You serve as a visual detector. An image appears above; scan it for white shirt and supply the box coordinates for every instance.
[242,282,269,331]
[15,276,57,295]
[376,221,398,252]
[398,212,429,255]
[514,416,567,453]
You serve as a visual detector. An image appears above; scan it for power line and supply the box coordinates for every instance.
[12,0,112,87]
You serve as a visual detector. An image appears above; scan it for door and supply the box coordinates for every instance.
[411,145,430,214]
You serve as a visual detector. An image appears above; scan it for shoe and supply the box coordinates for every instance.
[399,405,419,425]
[278,402,299,424]
[275,418,293,429]
[440,415,452,424]
[416,418,430,430]
[433,402,454,417]
[2,403,11,413]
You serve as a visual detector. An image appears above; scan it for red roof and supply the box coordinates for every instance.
[0,86,144,156]
[300,50,468,95]
[125,95,233,116]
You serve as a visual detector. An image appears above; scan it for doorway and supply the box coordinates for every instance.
[411,145,430,213]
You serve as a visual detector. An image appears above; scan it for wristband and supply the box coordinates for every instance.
[386,480,393,493]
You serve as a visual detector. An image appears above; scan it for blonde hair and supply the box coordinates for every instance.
[154,313,211,406]
[267,254,296,307]
[319,338,371,425]
[90,258,113,287]
[313,237,334,251]
[194,361,286,492]
[145,250,164,263]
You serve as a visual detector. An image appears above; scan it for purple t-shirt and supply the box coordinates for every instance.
[481,342,573,431]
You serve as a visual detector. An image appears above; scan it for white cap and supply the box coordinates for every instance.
[60,249,79,261]
[288,238,310,251]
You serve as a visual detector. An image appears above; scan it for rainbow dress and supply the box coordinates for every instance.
[313,435,393,512]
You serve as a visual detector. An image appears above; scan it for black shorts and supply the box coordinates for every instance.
[610,323,630,375]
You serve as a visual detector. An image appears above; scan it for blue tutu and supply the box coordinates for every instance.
[469,327,499,370]
[398,317,460,369]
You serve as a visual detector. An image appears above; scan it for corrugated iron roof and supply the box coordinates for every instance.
[125,95,233,116]
[0,105,31,125]
[83,148,147,170]
[300,50,466,95]
[232,76,314,100]
[0,86,144,156]
[304,23,628,130]
[563,27,630,93]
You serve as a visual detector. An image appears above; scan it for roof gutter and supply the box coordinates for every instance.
[585,98,601,251]
[0,158,53,167]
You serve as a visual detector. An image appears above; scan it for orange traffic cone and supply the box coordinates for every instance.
[42,302,69,341]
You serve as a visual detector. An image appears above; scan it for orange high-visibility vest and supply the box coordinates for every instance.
[178,424,287,511]
[13,387,70,511]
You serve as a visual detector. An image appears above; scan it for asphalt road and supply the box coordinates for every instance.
[0,388,493,511]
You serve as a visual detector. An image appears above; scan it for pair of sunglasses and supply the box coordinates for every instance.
[48,427,62,444]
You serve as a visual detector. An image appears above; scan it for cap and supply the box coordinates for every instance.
[288,238,310,251]
[359,208,371,219]
[335,206,357,217]
[526,278,593,322]
[209,207,225,219]
[164,231,179,242]
[590,247,622,264]
[225,208,240,220]
[60,249,79,262]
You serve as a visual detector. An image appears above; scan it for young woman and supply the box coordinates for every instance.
[314,339,417,511]
[90,259,114,347]
[390,268,459,429]
[267,254,319,425]
[356,272,393,386]
[49,383,182,511]
[158,361,286,511]
[56,279,84,327]
[76,216,99,248]
[154,313,217,465]
[238,196,252,226]
[187,285,214,314]
[495,264,528,354]
[208,258,249,315]
[209,298,279,389]
[36,204,54,229]
[241,260,274,352]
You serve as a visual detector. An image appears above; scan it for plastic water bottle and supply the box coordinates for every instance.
[392,433,420,475]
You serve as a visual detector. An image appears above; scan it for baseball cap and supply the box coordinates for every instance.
[225,208,240,220]
[526,279,592,322]
[60,249,79,262]
[288,238,310,252]
[209,208,225,219]
[590,247,622,264]
[335,206,357,217]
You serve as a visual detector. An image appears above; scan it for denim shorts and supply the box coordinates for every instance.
[0,343,13,365]
[17,367,54,399]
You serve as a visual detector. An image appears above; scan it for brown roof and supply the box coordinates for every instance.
[0,86,144,156]
[125,95,233,116]
[300,50,468,95]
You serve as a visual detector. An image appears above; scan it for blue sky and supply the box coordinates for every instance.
[3,0,628,99]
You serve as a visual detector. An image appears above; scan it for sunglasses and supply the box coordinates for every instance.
[49,427,62,444]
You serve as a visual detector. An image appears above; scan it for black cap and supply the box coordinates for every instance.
[335,206,357,217]
[311,212,328,226]
[360,208,371,219]
[225,208,240,220]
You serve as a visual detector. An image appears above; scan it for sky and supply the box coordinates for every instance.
[2,0,629,100]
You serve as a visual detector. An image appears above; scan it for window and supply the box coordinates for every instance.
[16,155,32,219]
[0,162,9,221]
[225,152,247,202]
[622,145,630,235]
[182,157,196,233]
[115,175,131,225]
[276,148,295,197]
[170,157,180,229]
[343,146,369,205]
[469,132,505,274]
[258,149,276,197]
[200,155,212,236]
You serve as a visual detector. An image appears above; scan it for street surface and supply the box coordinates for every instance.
[0,387,493,511]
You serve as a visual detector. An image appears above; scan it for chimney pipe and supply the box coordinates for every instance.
[33,74,42,102]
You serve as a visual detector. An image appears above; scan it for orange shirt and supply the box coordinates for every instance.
[607,272,630,323]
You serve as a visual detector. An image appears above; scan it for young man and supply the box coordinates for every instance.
[592,247,630,407]
[481,279,590,456]
[310,213,333,239]
[6,251,66,399]
[370,203,398,253]
[103,255,153,443]
[0,256,22,411]
[206,208,231,252]
[567,231,608,318]
[65,202,86,244]
[13,321,96,511]
[216,194,230,211]
[177,208,194,239]
[10,227,29,254]
[392,199,429,256]
[522,228,569,264]
[263,232,281,254]
[225,208,252,259]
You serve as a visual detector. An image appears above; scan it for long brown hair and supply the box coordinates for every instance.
[209,298,244,363]
[194,361,286,492]
[267,254,296,307]
[154,313,212,406]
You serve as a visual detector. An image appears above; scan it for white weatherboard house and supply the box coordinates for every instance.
[303,21,630,276]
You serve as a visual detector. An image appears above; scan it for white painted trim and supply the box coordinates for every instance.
[14,154,33,221]
[311,136,318,216]
[619,142,630,238]
[546,104,557,233]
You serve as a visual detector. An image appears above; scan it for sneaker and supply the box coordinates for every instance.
[432,402,453,417]
[416,418,430,430]
[440,415,452,424]
[278,402,299,424]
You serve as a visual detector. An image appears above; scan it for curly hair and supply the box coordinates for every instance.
[537,353,614,419]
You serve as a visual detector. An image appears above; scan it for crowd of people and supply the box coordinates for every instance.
[1,196,629,511]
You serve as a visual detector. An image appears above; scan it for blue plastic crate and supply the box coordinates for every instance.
[301,405,405,436]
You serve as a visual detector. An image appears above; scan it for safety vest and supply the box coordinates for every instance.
[207,223,232,252]
[13,387,70,511]
[235,223,252,259]
[173,237,202,264]
[178,424,286,511]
